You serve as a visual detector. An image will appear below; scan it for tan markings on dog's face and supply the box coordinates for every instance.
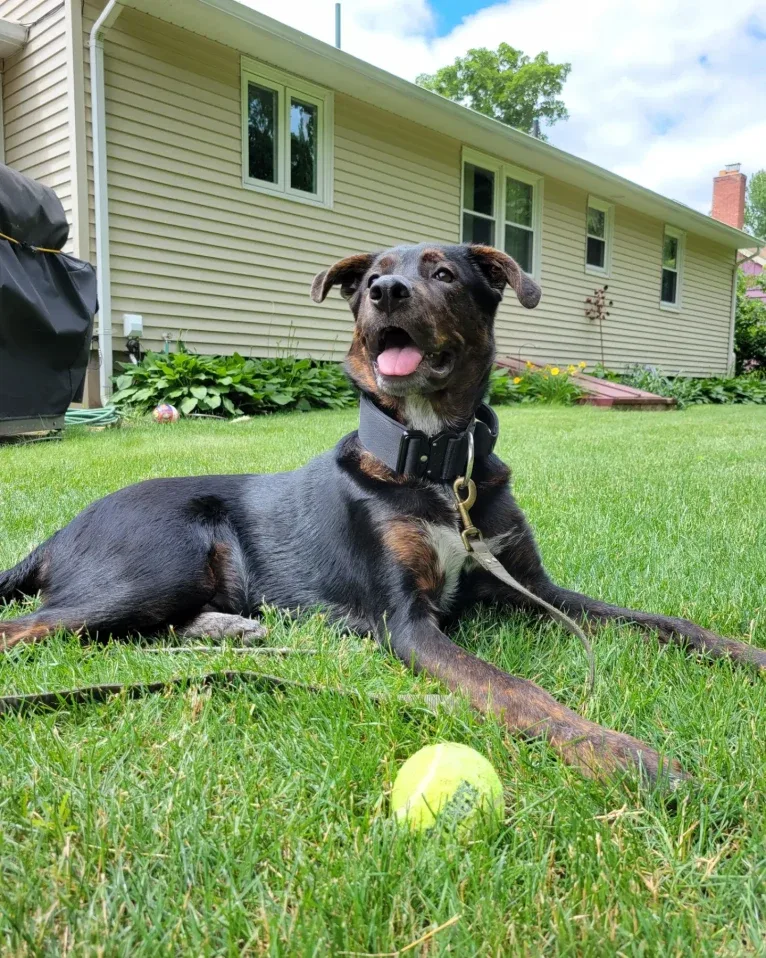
[419,248,447,265]
[375,254,397,273]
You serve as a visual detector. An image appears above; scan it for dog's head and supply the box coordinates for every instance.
[311,243,540,425]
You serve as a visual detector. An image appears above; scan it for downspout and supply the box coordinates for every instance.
[728,246,762,375]
[89,1,123,405]
[0,70,5,164]
[64,0,89,261]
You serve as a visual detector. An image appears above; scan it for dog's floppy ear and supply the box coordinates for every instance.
[468,245,541,309]
[311,252,378,303]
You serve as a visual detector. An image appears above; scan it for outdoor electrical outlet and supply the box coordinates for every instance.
[123,313,143,337]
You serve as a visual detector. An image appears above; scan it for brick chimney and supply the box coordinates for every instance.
[711,163,746,229]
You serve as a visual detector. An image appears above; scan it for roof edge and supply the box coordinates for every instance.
[125,0,758,250]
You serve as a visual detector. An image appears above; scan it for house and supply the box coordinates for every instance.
[0,0,758,406]
[742,255,765,305]
[709,164,766,305]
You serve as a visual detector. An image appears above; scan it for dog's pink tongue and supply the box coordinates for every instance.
[377,345,423,377]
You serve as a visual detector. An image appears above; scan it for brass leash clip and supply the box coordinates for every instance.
[453,477,482,551]
[453,420,483,550]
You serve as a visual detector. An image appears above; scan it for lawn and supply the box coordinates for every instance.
[1,405,765,956]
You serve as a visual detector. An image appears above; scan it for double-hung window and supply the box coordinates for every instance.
[241,58,333,207]
[585,196,613,276]
[660,226,684,309]
[461,149,542,279]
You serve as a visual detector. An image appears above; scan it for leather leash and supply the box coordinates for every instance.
[0,669,457,717]
[452,428,595,699]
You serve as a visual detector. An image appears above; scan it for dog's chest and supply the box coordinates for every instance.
[422,521,472,610]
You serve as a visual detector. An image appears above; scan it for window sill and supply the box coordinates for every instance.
[659,301,682,313]
[242,178,333,210]
[584,263,610,278]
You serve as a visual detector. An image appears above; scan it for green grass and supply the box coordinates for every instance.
[1,405,765,956]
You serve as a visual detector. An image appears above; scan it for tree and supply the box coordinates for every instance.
[416,43,571,139]
[734,269,766,373]
[745,169,766,240]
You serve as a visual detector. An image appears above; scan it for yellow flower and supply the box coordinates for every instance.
[578,361,587,368]
[512,376,522,384]
[567,365,577,374]
[525,360,533,370]
[550,367,560,376]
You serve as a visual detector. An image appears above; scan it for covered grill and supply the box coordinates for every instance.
[0,164,97,435]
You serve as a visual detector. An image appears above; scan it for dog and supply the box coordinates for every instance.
[2,242,764,783]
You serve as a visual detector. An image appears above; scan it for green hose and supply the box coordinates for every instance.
[64,405,120,427]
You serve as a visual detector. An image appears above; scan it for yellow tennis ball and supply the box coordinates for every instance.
[391,742,504,835]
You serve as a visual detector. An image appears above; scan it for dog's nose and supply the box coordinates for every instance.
[369,275,411,314]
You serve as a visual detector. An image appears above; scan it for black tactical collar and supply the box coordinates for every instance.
[357,393,499,483]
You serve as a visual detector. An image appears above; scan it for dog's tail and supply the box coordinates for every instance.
[0,543,48,603]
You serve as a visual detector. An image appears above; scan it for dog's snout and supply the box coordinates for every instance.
[369,275,411,315]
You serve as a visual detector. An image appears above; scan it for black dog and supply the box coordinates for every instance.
[2,243,763,783]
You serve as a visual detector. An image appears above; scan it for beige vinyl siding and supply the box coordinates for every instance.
[82,4,459,357]
[497,177,733,375]
[0,0,72,252]
[80,3,733,374]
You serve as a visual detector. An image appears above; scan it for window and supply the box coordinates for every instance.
[463,162,496,245]
[241,59,333,206]
[660,226,684,309]
[585,197,613,275]
[461,149,542,278]
[505,177,534,274]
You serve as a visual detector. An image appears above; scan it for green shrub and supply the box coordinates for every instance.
[489,363,585,405]
[609,364,766,409]
[618,365,704,409]
[111,349,357,417]
[734,269,766,374]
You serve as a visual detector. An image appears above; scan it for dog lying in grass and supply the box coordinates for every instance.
[2,242,763,783]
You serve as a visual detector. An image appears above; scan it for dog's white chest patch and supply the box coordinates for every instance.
[423,522,471,610]
[403,397,445,437]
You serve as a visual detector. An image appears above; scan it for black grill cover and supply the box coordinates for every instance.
[0,164,97,422]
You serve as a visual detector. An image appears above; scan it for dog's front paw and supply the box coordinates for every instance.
[180,612,268,645]
[238,619,269,646]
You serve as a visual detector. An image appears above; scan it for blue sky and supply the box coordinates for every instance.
[245,0,766,215]
[432,0,491,33]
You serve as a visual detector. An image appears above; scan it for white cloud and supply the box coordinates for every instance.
[242,0,766,213]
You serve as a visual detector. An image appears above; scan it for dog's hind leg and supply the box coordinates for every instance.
[384,607,687,786]
[0,609,84,650]
[540,585,766,671]
[177,611,267,645]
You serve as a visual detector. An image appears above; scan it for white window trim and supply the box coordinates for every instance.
[584,195,614,278]
[461,147,543,282]
[240,57,334,209]
[659,225,685,312]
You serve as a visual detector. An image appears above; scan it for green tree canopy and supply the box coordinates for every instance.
[745,169,766,241]
[416,43,571,139]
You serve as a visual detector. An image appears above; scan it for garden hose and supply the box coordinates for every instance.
[64,406,120,427]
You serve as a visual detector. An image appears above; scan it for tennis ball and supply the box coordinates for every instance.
[391,742,504,836]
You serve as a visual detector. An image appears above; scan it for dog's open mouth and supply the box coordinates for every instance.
[374,327,453,379]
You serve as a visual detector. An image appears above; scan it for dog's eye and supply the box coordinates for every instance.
[367,273,380,288]
[434,268,453,283]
